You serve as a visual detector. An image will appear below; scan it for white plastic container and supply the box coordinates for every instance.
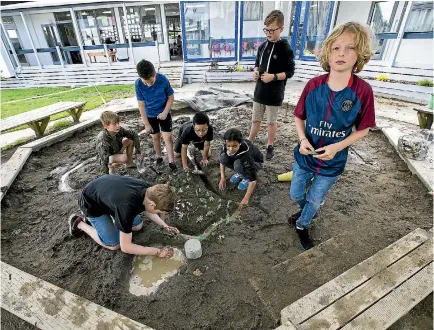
[184,239,202,259]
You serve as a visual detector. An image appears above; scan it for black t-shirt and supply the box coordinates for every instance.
[253,39,295,106]
[79,175,149,233]
[179,122,214,146]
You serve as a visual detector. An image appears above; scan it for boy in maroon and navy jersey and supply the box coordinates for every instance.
[288,21,376,249]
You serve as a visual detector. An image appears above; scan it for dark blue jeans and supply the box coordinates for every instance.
[289,161,338,229]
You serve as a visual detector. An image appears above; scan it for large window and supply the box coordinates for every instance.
[244,2,263,21]
[240,1,274,59]
[405,1,433,33]
[368,1,398,60]
[1,16,28,65]
[54,11,82,64]
[119,5,163,43]
[76,8,119,46]
[302,1,333,57]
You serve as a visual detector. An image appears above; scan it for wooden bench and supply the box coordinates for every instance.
[279,228,433,330]
[0,101,86,137]
[413,106,433,129]
[87,50,117,63]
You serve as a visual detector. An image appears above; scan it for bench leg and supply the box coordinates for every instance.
[28,117,50,138]
[68,106,84,123]
[417,112,434,129]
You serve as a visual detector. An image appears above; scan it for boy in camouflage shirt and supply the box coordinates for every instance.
[96,111,142,175]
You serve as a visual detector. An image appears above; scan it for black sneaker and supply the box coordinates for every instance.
[169,162,177,172]
[288,210,318,227]
[296,228,314,250]
[266,145,275,160]
[156,157,164,165]
[68,214,84,237]
[288,210,302,227]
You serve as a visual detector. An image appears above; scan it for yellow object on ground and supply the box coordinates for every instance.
[278,171,293,182]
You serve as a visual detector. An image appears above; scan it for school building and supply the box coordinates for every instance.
[1,1,432,88]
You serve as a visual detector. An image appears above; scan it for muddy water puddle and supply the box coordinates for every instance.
[129,248,185,296]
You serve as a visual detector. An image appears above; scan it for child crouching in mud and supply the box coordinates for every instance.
[288,21,376,250]
[68,175,179,258]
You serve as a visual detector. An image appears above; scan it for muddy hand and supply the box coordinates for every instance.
[164,226,180,236]
[156,247,174,258]
[219,178,226,191]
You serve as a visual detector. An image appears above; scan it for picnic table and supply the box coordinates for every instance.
[0,101,86,137]
[413,106,433,129]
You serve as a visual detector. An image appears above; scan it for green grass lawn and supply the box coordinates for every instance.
[1,84,135,120]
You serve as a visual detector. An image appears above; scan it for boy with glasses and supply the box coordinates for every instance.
[249,10,295,160]
[174,112,214,172]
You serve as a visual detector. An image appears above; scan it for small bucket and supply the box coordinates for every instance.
[184,239,202,259]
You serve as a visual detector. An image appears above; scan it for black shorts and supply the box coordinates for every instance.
[174,140,205,154]
[148,113,173,134]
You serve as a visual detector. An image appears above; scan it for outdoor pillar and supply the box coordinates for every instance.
[122,3,135,64]
[20,11,42,68]
[0,19,21,72]
[160,3,170,62]
[329,1,339,31]
[236,0,241,62]
[70,7,87,67]
[103,43,111,67]
[389,1,413,68]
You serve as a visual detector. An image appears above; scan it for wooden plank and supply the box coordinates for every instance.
[23,118,100,151]
[342,262,433,330]
[302,238,433,329]
[1,262,155,330]
[280,228,429,325]
[0,102,86,132]
[0,147,32,198]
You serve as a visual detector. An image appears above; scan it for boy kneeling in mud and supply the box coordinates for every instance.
[68,175,179,258]
[174,112,214,172]
[96,111,143,175]
[219,128,264,209]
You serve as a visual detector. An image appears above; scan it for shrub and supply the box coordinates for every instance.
[377,74,388,82]
[417,79,434,87]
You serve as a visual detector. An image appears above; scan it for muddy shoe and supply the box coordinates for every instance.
[288,210,302,226]
[169,162,177,172]
[266,145,275,160]
[296,228,314,250]
[237,178,250,190]
[68,214,84,237]
[230,173,243,183]
[288,210,318,227]
[156,157,164,166]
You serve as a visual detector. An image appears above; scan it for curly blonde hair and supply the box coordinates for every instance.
[318,21,374,73]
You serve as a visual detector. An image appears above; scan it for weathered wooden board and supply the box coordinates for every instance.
[0,147,32,199]
[1,262,155,330]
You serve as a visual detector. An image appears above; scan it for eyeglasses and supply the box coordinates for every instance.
[263,27,282,34]
[194,128,208,133]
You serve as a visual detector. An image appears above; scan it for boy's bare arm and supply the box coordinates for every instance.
[119,232,160,255]
[181,144,189,169]
[138,101,152,132]
[219,163,226,190]
[240,181,256,208]
[203,141,211,160]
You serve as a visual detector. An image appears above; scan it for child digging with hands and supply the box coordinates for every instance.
[289,21,376,250]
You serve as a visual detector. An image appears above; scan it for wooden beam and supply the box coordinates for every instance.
[1,262,155,330]
[341,262,433,330]
[302,238,433,329]
[0,147,32,199]
[280,228,429,325]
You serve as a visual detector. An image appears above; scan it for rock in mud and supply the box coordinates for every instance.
[398,133,432,160]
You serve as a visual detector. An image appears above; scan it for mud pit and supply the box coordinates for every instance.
[1,106,433,330]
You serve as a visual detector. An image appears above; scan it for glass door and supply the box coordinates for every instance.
[299,1,334,60]
[165,3,182,60]
[42,24,62,64]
